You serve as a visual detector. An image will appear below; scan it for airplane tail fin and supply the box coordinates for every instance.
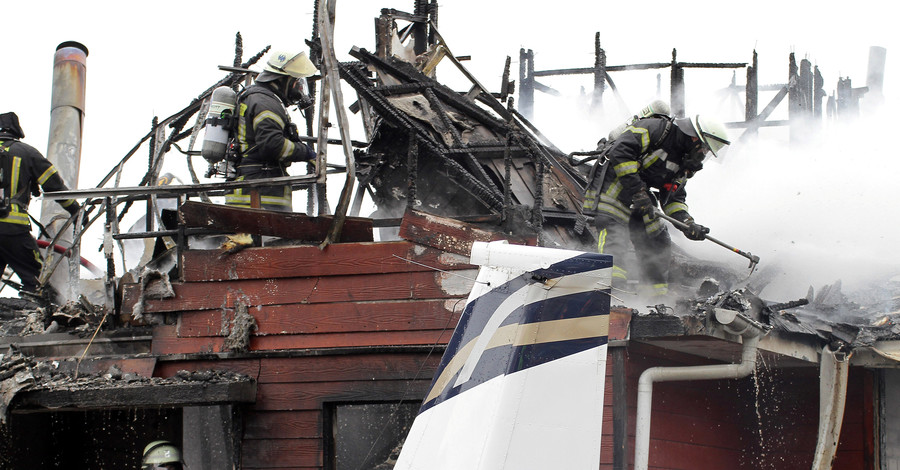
[395,241,612,470]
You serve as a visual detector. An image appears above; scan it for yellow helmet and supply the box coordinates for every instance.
[261,50,317,79]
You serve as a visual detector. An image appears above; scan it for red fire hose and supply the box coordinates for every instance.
[35,239,104,276]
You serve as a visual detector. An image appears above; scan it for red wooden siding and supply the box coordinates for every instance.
[606,340,871,470]
[144,239,468,469]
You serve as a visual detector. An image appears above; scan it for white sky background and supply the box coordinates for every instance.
[2,0,898,301]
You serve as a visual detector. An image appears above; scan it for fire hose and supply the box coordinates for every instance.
[35,239,104,276]
[654,209,760,272]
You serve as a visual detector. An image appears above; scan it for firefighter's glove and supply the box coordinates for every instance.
[63,201,81,216]
[286,123,301,142]
[630,191,654,217]
[682,222,709,241]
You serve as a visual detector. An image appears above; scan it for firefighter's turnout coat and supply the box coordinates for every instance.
[0,134,79,291]
[582,116,698,295]
[224,84,315,212]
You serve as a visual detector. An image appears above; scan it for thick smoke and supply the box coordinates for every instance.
[529,63,897,303]
[687,104,900,300]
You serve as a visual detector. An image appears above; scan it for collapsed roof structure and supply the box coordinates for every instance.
[1,1,897,469]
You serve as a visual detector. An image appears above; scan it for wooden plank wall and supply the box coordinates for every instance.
[125,240,473,469]
[613,341,870,470]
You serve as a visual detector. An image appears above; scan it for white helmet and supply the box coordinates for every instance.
[676,115,731,158]
[261,50,317,79]
[142,440,183,470]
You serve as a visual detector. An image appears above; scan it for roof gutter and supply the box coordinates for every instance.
[633,308,770,470]
[810,344,850,470]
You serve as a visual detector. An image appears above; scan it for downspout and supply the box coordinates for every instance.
[810,344,850,470]
[633,308,770,470]
[41,41,88,300]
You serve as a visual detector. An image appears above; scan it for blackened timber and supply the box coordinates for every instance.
[676,62,746,69]
[532,81,560,96]
[535,62,672,76]
[519,48,534,118]
[671,49,685,116]
[746,50,758,138]
[12,379,256,412]
[593,33,605,113]
[533,62,743,77]
[355,49,507,132]
[422,87,498,187]
[445,146,528,154]
[178,201,373,242]
[340,61,505,210]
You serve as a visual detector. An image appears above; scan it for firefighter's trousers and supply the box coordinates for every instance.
[593,212,672,296]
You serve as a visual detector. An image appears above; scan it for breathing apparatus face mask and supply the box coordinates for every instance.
[682,143,709,176]
[287,77,313,110]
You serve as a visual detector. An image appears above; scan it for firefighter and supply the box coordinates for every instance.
[582,114,730,297]
[0,112,80,300]
[141,440,185,470]
[224,49,318,212]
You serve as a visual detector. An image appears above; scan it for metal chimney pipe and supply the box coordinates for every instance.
[41,41,88,299]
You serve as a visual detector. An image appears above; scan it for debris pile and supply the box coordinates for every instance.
[0,297,106,337]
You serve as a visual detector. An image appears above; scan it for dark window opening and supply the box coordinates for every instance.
[0,407,181,469]
[327,401,419,470]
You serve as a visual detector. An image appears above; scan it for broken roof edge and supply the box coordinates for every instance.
[850,340,900,368]
[624,305,900,369]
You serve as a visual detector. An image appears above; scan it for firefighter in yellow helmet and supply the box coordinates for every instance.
[141,440,185,470]
[582,113,730,297]
[224,49,318,212]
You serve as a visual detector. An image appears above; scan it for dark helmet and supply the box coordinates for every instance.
[0,112,25,139]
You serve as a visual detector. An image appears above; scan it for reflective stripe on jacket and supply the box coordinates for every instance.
[586,117,694,223]
[0,139,77,233]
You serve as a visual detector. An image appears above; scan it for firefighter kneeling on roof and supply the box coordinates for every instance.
[582,109,730,298]
[224,49,318,212]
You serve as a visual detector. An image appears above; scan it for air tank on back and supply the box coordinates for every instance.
[201,86,237,163]
[607,99,671,141]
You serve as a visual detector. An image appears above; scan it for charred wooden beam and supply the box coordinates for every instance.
[519,48,535,119]
[12,379,256,413]
[178,201,373,242]
[745,50,758,139]
[339,58,505,211]
[593,33,606,114]
[534,63,672,77]
[670,49,685,117]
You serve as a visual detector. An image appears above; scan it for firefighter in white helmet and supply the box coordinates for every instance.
[141,440,185,470]
[224,49,318,212]
[582,112,730,297]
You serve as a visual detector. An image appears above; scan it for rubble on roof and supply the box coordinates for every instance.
[0,297,106,337]
[0,348,253,423]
